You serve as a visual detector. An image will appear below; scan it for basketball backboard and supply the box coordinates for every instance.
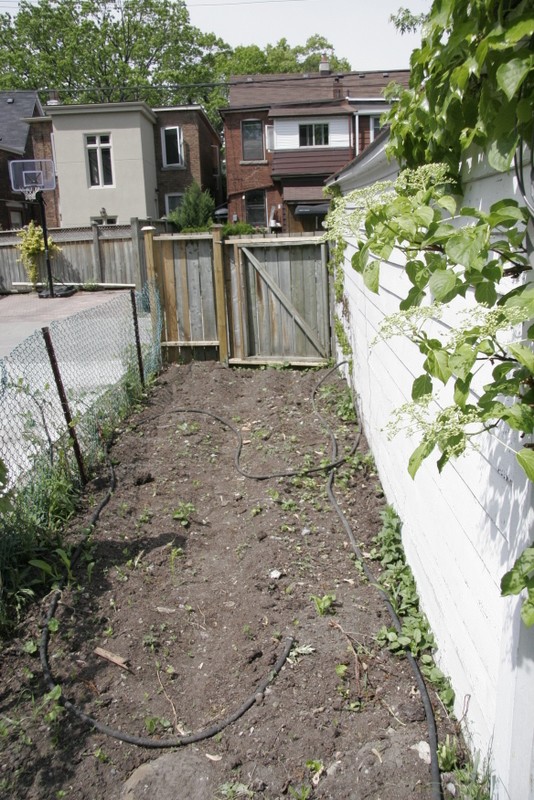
[9,159,56,200]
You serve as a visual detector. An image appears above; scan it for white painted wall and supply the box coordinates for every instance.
[50,104,158,226]
[273,116,350,149]
[328,141,534,799]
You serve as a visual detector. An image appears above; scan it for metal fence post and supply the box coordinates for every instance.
[130,289,145,388]
[41,326,87,485]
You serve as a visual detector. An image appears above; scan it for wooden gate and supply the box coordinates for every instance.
[146,229,331,365]
[225,235,331,365]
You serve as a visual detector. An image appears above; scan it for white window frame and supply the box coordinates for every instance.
[165,193,183,215]
[161,126,184,168]
[85,133,114,188]
[265,124,275,152]
[298,122,329,148]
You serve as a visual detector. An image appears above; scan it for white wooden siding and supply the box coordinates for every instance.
[333,143,534,800]
[273,116,350,149]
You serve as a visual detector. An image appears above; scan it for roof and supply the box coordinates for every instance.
[42,101,157,124]
[225,69,410,111]
[0,91,43,155]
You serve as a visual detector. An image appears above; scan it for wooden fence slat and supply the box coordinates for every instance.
[162,239,178,343]
[212,228,228,362]
[178,240,191,342]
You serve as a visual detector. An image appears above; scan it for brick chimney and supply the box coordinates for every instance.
[319,54,331,75]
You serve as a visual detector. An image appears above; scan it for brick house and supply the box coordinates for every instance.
[221,62,410,233]
[24,101,221,228]
[0,90,59,230]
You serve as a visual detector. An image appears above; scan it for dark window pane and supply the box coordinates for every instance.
[88,149,100,186]
[165,128,180,165]
[100,134,110,144]
[86,135,97,145]
[242,121,263,161]
[299,125,312,146]
[245,189,265,225]
[101,148,113,185]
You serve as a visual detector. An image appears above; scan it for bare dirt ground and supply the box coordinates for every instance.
[0,362,456,800]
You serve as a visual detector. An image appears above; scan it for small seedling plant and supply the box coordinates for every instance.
[310,593,336,616]
[172,501,195,527]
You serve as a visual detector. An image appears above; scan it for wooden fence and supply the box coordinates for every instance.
[0,218,168,292]
[145,229,332,366]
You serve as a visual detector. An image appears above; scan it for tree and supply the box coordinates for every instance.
[168,182,215,231]
[0,0,228,105]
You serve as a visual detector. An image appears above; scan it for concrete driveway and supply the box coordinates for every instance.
[0,290,130,358]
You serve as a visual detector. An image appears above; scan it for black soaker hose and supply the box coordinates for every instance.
[38,363,442,796]
[310,368,443,800]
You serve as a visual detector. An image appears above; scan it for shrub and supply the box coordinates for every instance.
[168,182,215,232]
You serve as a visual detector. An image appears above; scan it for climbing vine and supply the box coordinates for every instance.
[325,0,534,623]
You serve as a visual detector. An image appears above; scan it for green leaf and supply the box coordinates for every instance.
[487,131,519,172]
[408,439,434,479]
[508,343,534,374]
[362,259,380,293]
[521,597,534,628]
[428,269,457,300]
[516,449,534,482]
[445,227,487,269]
[496,58,531,101]
[412,374,433,400]
[399,287,425,310]
[474,281,497,306]
[501,546,534,596]
[413,205,435,227]
[351,250,364,274]
[436,195,457,216]
[506,16,534,44]
[424,349,452,384]
[454,374,473,407]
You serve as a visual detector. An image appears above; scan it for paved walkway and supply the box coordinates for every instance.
[0,290,129,358]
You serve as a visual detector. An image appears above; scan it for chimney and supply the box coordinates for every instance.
[319,54,331,75]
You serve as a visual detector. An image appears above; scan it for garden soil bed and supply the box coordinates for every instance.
[0,362,457,799]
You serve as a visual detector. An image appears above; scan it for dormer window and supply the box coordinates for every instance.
[242,120,264,161]
[299,123,329,147]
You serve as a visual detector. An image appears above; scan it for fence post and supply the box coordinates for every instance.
[91,223,103,283]
[212,226,229,363]
[142,226,160,345]
[130,217,144,288]
[129,289,145,388]
[41,326,87,485]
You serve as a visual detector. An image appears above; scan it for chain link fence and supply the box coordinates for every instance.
[0,285,162,623]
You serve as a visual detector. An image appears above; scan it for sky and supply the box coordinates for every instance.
[186,0,432,71]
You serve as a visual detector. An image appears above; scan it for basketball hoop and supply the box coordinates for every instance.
[9,159,58,297]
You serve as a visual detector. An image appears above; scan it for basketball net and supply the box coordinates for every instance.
[21,186,40,203]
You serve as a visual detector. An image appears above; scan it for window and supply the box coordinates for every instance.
[245,189,266,226]
[86,134,113,187]
[165,193,183,215]
[299,123,329,147]
[242,120,264,161]
[370,116,382,142]
[91,216,117,225]
[162,126,184,167]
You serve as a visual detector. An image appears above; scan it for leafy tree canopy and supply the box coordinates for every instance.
[0,0,350,120]
[385,0,534,172]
